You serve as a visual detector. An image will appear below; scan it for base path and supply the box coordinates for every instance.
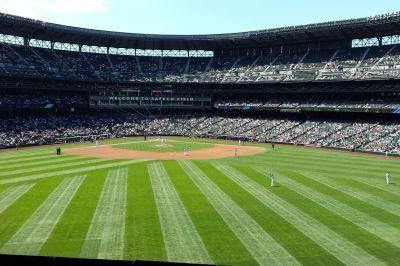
[65,144,264,160]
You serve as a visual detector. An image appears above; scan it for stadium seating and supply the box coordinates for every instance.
[3,43,400,83]
[214,96,400,110]
[1,113,399,155]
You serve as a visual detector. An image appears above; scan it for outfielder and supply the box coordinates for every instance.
[270,173,275,187]
[386,172,391,184]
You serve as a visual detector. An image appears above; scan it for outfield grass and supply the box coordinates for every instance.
[113,138,214,153]
[0,138,399,265]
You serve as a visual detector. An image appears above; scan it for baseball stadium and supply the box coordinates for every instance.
[0,2,400,265]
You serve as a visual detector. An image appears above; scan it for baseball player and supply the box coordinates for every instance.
[386,172,391,184]
[270,173,275,187]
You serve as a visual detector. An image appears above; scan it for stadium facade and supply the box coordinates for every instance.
[1,12,400,154]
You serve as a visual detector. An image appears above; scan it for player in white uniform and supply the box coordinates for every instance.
[270,173,275,187]
[386,172,391,184]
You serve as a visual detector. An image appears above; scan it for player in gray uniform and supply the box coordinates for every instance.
[386,172,391,184]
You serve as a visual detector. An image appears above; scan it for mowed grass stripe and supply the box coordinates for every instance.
[0,158,110,177]
[3,159,122,181]
[337,176,400,197]
[0,175,85,255]
[241,156,400,195]
[303,171,400,218]
[0,154,59,165]
[0,156,83,172]
[194,162,345,265]
[179,161,300,266]
[240,149,383,165]
[39,169,107,258]
[267,169,400,248]
[263,145,397,163]
[241,149,400,175]
[321,174,400,200]
[124,163,167,261]
[264,149,396,167]
[310,170,400,196]
[0,184,35,214]
[80,168,127,260]
[0,150,53,160]
[0,160,142,185]
[0,151,36,158]
[250,167,400,265]
[0,177,62,246]
[164,161,256,265]
[277,170,400,230]
[254,151,400,182]
[148,162,213,265]
[245,155,399,179]
[214,163,383,266]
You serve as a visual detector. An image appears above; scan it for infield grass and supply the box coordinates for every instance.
[114,139,213,153]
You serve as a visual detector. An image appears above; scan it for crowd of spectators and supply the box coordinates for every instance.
[2,113,399,154]
[214,96,400,110]
[2,42,400,83]
[0,94,87,110]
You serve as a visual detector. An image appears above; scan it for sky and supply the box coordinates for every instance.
[0,0,400,35]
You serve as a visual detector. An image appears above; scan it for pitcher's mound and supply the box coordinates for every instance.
[65,144,264,160]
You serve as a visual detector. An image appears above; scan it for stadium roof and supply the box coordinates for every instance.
[1,11,400,50]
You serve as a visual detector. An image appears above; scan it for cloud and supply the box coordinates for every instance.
[0,0,108,19]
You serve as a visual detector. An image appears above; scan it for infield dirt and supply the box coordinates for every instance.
[64,144,265,160]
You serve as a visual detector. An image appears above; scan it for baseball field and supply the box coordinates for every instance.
[0,137,399,265]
